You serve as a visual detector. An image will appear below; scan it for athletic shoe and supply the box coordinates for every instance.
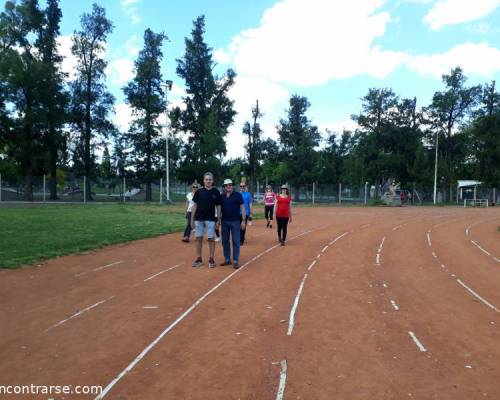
[215,237,221,242]
[182,237,190,243]
[266,221,270,228]
[192,257,203,267]
[208,258,216,268]
[280,240,285,246]
[269,224,272,229]
[220,260,232,266]
[233,262,240,269]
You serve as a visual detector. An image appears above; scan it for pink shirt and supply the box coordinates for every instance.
[264,191,276,206]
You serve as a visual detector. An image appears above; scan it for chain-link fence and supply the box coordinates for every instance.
[0,174,497,205]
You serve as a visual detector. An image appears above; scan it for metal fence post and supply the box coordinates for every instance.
[123,177,126,203]
[364,182,368,205]
[0,173,2,202]
[160,178,163,204]
[43,174,46,203]
[83,176,86,204]
[312,182,315,205]
[493,188,496,204]
[339,183,342,205]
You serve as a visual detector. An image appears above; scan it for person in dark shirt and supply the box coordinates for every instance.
[190,172,222,268]
[220,179,246,269]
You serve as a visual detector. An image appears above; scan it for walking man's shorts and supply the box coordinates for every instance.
[195,220,216,239]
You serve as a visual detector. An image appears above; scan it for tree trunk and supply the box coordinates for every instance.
[25,170,34,202]
[84,75,93,201]
[49,144,58,200]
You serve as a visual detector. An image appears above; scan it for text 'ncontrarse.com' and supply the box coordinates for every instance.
[0,384,102,396]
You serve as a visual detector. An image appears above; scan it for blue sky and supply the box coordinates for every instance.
[54,0,500,158]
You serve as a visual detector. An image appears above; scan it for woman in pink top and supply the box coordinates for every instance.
[262,185,276,229]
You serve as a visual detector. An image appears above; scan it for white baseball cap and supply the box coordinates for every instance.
[223,179,233,186]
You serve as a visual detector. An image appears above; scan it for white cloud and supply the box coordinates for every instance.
[121,0,142,25]
[225,75,289,158]
[125,35,141,57]
[106,58,135,86]
[423,0,500,30]
[57,35,78,80]
[114,103,133,132]
[216,0,407,87]
[407,42,500,78]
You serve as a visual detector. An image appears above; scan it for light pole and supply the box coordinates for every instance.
[162,80,173,203]
[433,131,439,205]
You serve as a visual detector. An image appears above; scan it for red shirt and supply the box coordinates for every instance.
[276,195,291,218]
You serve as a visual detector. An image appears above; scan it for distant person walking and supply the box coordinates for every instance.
[220,179,246,269]
[263,185,276,228]
[190,172,222,268]
[182,182,199,242]
[239,182,253,245]
[275,185,292,246]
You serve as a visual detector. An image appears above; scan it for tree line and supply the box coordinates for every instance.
[1,1,499,201]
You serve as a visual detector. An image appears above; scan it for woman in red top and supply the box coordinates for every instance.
[274,184,292,246]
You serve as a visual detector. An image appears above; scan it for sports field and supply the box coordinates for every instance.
[1,206,500,399]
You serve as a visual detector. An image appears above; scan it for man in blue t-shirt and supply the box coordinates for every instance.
[239,182,253,245]
[220,179,246,269]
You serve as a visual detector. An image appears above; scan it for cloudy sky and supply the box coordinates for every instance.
[55,0,500,158]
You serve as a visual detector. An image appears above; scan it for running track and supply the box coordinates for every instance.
[0,207,499,399]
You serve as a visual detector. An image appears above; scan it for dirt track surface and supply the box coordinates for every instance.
[1,207,500,400]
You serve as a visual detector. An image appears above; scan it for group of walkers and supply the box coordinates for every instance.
[182,172,292,269]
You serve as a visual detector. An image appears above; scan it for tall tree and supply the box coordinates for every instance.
[71,3,114,200]
[425,67,481,187]
[242,100,263,191]
[352,88,399,189]
[469,81,500,187]
[277,95,320,198]
[124,29,166,201]
[39,0,68,199]
[0,0,47,200]
[170,15,236,181]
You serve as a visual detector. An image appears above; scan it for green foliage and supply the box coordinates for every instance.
[70,3,114,199]
[171,15,236,182]
[277,95,321,189]
[124,29,167,201]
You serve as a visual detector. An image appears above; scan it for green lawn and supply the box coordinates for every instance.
[0,204,187,269]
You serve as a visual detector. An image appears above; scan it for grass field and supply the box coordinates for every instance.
[0,203,265,269]
[0,204,187,269]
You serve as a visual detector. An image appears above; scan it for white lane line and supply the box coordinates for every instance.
[465,224,472,236]
[494,257,500,263]
[431,252,437,258]
[307,260,317,272]
[375,236,385,266]
[143,306,159,309]
[143,263,184,282]
[94,228,316,400]
[378,236,386,253]
[427,231,432,247]
[321,245,329,253]
[275,359,288,400]
[329,231,349,246]
[390,300,399,311]
[456,279,500,313]
[408,331,427,352]
[287,273,309,336]
[45,296,115,332]
[75,261,124,277]
[392,224,406,231]
[287,231,349,336]
[471,240,491,256]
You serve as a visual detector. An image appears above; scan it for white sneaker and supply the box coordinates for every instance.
[215,237,221,242]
